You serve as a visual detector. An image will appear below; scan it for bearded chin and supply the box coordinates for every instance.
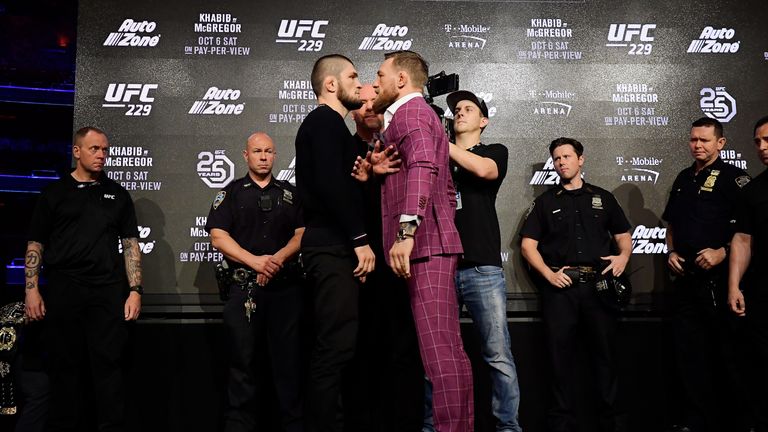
[339,90,363,111]
[372,91,396,114]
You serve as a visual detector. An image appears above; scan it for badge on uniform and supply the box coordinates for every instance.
[592,196,603,210]
[212,191,226,210]
[282,189,293,205]
[700,169,720,192]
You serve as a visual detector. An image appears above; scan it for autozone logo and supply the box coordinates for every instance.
[606,23,655,55]
[631,225,667,255]
[103,19,161,47]
[188,87,245,116]
[197,150,235,188]
[358,24,412,51]
[687,26,740,54]
[276,157,296,185]
[276,19,328,52]
[102,83,157,116]
[529,157,560,185]
[700,87,737,123]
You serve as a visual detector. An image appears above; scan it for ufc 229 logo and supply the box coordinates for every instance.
[606,23,656,55]
[197,150,235,188]
[102,83,157,116]
[275,19,328,52]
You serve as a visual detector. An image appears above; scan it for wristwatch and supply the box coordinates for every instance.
[129,285,144,295]
[396,221,417,242]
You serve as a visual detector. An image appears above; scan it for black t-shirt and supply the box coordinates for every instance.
[27,172,139,285]
[662,157,750,259]
[204,175,303,270]
[519,183,631,267]
[734,168,768,295]
[295,105,368,248]
[452,143,508,267]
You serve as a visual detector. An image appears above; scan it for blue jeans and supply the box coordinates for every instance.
[424,266,522,432]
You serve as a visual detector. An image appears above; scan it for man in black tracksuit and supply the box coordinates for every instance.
[294,54,374,432]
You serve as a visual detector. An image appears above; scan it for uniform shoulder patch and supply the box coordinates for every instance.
[212,191,226,210]
[735,175,751,188]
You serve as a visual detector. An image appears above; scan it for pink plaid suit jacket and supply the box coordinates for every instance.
[381,96,463,262]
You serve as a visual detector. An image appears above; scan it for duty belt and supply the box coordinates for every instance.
[551,266,597,283]
[215,261,305,323]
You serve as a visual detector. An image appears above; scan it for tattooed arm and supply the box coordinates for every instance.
[25,241,46,320]
[122,237,142,320]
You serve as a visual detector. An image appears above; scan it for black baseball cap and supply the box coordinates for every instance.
[446,90,489,118]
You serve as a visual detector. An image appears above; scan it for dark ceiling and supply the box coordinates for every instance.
[0,0,77,89]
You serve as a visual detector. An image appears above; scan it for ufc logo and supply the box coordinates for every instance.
[607,24,656,42]
[104,83,157,103]
[277,19,328,38]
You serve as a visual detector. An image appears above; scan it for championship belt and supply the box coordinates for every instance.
[0,302,26,415]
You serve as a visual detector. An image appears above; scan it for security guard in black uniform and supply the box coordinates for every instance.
[520,137,632,432]
[205,132,305,432]
[663,117,751,432]
[729,115,768,432]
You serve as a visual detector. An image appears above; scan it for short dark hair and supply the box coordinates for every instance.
[74,126,107,146]
[384,50,428,88]
[691,116,724,138]
[549,137,583,157]
[754,115,768,136]
[310,54,354,97]
[691,117,723,138]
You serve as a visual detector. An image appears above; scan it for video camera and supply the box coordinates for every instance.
[424,71,459,139]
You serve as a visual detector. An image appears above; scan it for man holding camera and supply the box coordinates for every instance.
[205,132,305,432]
[445,90,522,432]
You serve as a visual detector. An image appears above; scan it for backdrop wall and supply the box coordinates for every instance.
[73,0,768,313]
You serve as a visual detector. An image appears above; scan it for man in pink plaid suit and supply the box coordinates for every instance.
[372,50,474,432]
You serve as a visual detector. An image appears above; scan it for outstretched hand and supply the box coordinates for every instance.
[370,141,401,176]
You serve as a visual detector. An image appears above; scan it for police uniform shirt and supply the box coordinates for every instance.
[204,175,303,269]
[452,143,508,267]
[662,157,749,259]
[734,169,768,297]
[520,183,630,268]
[27,173,139,285]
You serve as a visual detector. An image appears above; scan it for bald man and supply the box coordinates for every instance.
[206,132,306,432]
[295,54,375,431]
